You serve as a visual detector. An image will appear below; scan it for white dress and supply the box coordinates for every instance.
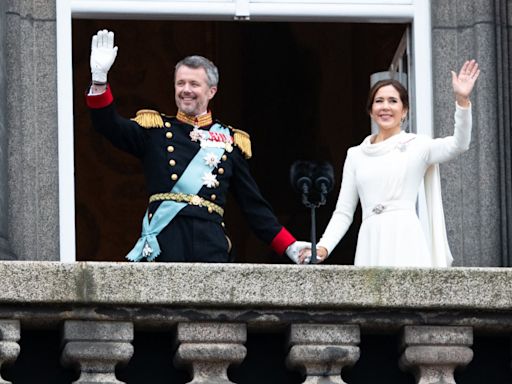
[317,103,472,267]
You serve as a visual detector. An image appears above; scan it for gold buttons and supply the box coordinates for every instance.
[211,194,216,201]
[221,222,225,227]
[169,159,176,166]
[218,168,225,175]
[222,155,227,161]
[208,207,213,213]
[171,174,178,181]
[167,145,174,153]
[166,132,173,139]
[165,122,171,128]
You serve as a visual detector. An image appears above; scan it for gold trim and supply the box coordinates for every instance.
[231,128,252,159]
[176,111,213,127]
[149,192,224,217]
[131,109,164,128]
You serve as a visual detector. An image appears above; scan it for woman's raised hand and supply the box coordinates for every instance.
[451,59,480,107]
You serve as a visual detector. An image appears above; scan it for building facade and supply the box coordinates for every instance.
[0,0,511,383]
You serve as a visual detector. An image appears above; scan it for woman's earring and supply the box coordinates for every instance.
[400,115,408,131]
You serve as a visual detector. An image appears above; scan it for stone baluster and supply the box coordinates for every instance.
[174,322,247,384]
[286,324,360,384]
[400,325,473,384]
[0,320,20,384]
[61,321,134,384]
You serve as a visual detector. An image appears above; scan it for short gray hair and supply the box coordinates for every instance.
[175,55,219,88]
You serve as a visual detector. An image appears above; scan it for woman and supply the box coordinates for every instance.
[300,60,480,267]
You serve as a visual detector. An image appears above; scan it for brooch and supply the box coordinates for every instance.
[372,204,385,214]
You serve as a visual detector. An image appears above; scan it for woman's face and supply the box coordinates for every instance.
[370,85,407,135]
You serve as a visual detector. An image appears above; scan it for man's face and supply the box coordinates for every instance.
[174,65,217,116]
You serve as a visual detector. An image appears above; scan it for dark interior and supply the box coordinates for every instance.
[72,19,406,263]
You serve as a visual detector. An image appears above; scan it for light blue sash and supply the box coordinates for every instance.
[126,123,229,261]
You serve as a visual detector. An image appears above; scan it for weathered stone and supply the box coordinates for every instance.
[5,0,59,261]
[401,325,473,346]
[0,0,14,261]
[176,322,246,343]
[63,321,134,342]
[1,263,512,313]
[0,320,20,384]
[174,322,247,384]
[61,321,134,384]
[400,326,473,384]
[431,0,504,267]
[286,324,360,384]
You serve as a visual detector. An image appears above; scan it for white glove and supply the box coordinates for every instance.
[90,29,118,83]
[285,241,312,264]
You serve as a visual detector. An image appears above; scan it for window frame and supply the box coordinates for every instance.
[56,0,433,262]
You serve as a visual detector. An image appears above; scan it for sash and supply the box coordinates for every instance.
[126,123,229,261]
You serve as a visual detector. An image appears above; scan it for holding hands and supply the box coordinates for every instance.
[285,242,329,265]
[90,30,118,84]
[298,246,329,264]
[285,241,312,264]
[452,59,480,107]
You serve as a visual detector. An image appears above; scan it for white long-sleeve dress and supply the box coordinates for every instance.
[317,103,472,267]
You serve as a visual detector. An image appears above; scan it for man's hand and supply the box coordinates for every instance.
[90,29,118,83]
[299,246,329,264]
[286,241,312,264]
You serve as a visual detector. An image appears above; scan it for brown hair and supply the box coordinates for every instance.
[366,79,409,114]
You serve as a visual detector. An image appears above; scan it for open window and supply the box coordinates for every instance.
[57,1,433,263]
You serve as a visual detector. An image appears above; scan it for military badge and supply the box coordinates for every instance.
[202,172,219,188]
[204,152,220,168]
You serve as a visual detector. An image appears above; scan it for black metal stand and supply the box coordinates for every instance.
[301,187,328,264]
[310,206,317,264]
[291,160,334,264]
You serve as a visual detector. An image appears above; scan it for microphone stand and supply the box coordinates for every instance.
[301,183,328,264]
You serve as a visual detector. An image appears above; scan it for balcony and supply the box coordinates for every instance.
[0,262,510,383]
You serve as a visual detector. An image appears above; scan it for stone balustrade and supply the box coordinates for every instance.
[0,262,510,383]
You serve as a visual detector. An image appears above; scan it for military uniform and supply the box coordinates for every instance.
[86,86,296,262]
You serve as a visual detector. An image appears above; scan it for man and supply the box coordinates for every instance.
[86,29,308,263]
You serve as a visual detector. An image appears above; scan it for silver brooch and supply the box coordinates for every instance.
[372,204,385,214]
[396,142,407,152]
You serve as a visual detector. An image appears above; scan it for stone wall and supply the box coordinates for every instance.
[0,0,13,259]
[4,0,59,261]
[431,0,511,266]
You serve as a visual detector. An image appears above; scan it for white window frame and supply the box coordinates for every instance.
[56,0,433,262]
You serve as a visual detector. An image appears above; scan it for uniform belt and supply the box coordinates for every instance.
[149,192,224,217]
[363,200,415,221]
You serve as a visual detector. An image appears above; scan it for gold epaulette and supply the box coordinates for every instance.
[131,109,164,128]
[231,127,252,159]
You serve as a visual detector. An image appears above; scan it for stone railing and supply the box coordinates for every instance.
[0,262,511,383]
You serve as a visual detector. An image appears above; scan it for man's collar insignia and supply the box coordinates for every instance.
[177,110,213,128]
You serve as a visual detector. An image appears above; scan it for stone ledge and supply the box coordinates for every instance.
[0,261,510,310]
[0,261,512,311]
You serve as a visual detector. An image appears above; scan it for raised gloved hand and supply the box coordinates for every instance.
[285,241,312,264]
[90,29,118,84]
